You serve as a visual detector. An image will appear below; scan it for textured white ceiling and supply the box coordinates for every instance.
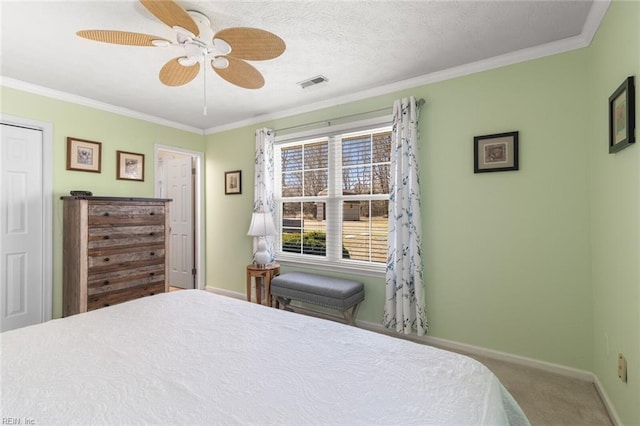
[1,1,604,133]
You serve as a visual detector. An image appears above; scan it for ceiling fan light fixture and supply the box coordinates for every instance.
[212,56,230,69]
[213,38,232,55]
[151,39,170,47]
[178,56,198,67]
[173,26,196,39]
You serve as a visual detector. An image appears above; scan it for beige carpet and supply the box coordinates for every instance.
[466,353,613,425]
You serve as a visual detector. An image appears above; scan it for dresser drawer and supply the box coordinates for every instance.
[88,244,165,273]
[87,264,165,296]
[88,202,165,226]
[88,225,165,249]
[87,282,165,311]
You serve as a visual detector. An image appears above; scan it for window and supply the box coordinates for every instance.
[275,125,392,274]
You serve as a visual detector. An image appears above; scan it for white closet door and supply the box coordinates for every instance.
[1,124,44,331]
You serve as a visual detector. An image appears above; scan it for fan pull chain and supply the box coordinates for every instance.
[203,53,207,116]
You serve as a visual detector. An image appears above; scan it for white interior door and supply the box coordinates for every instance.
[167,154,194,289]
[1,124,45,331]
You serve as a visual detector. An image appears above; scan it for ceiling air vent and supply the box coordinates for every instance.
[298,75,328,89]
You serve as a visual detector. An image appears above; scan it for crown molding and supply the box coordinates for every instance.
[0,77,204,135]
[205,0,610,135]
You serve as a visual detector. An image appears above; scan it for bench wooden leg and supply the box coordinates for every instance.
[275,296,293,311]
[341,302,361,325]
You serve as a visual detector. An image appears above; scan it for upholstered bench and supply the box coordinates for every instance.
[270,272,365,325]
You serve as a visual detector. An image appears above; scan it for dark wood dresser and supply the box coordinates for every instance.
[62,196,171,316]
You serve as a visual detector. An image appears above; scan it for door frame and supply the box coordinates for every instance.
[154,144,205,290]
[0,113,53,322]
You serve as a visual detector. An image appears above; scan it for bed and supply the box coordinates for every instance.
[1,290,529,425]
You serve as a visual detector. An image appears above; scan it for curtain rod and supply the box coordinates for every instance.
[271,97,425,135]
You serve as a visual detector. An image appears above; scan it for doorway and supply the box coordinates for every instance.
[154,145,205,290]
[0,115,53,332]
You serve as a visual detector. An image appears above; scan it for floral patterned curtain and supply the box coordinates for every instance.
[253,128,276,263]
[383,97,428,336]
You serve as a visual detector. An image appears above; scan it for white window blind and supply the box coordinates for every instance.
[274,123,391,275]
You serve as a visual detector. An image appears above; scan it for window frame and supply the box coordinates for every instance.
[274,116,392,277]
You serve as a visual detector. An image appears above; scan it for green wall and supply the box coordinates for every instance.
[588,1,640,424]
[0,87,205,317]
[423,52,595,368]
[206,48,594,368]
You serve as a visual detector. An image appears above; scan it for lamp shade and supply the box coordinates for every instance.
[247,212,277,236]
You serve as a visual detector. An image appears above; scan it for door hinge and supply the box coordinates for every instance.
[192,268,197,276]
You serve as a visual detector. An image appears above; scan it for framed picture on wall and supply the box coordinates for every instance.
[66,137,102,173]
[473,131,519,173]
[225,170,242,195]
[116,151,145,181]
[609,76,635,154]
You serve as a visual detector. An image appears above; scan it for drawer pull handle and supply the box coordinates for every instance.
[149,232,155,236]
[150,292,155,296]
[103,212,110,217]
[104,303,110,307]
[104,236,110,240]
[104,257,110,262]
[150,252,155,256]
[103,280,109,285]
[149,212,155,216]
[150,272,155,276]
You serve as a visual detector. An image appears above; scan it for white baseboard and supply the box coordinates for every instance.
[205,285,620,424]
[206,286,245,300]
[358,319,594,381]
[593,376,622,426]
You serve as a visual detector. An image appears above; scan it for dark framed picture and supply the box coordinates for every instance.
[66,137,102,173]
[474,131,519,173]
[116,150,144,181]
[225,170,242,195]
[609,76,635,154]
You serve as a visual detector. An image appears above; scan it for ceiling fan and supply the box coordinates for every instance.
[76,0,285,92]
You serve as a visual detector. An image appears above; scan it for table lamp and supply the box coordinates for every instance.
[247,212,277,267]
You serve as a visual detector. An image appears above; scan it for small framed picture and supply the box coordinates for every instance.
[474,131,519,173]
[116,150,144,181]
[225,170,242,195]
[609,76,635,154]
[66,137,102,173]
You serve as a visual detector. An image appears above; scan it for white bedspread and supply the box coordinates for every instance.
[1,290,529,425]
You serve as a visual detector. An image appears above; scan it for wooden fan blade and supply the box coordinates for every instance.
[159,57,200,86]
[140,0,199,36]
[212,56,265,89]
[215,28,285,61]
[77,30,169,46]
